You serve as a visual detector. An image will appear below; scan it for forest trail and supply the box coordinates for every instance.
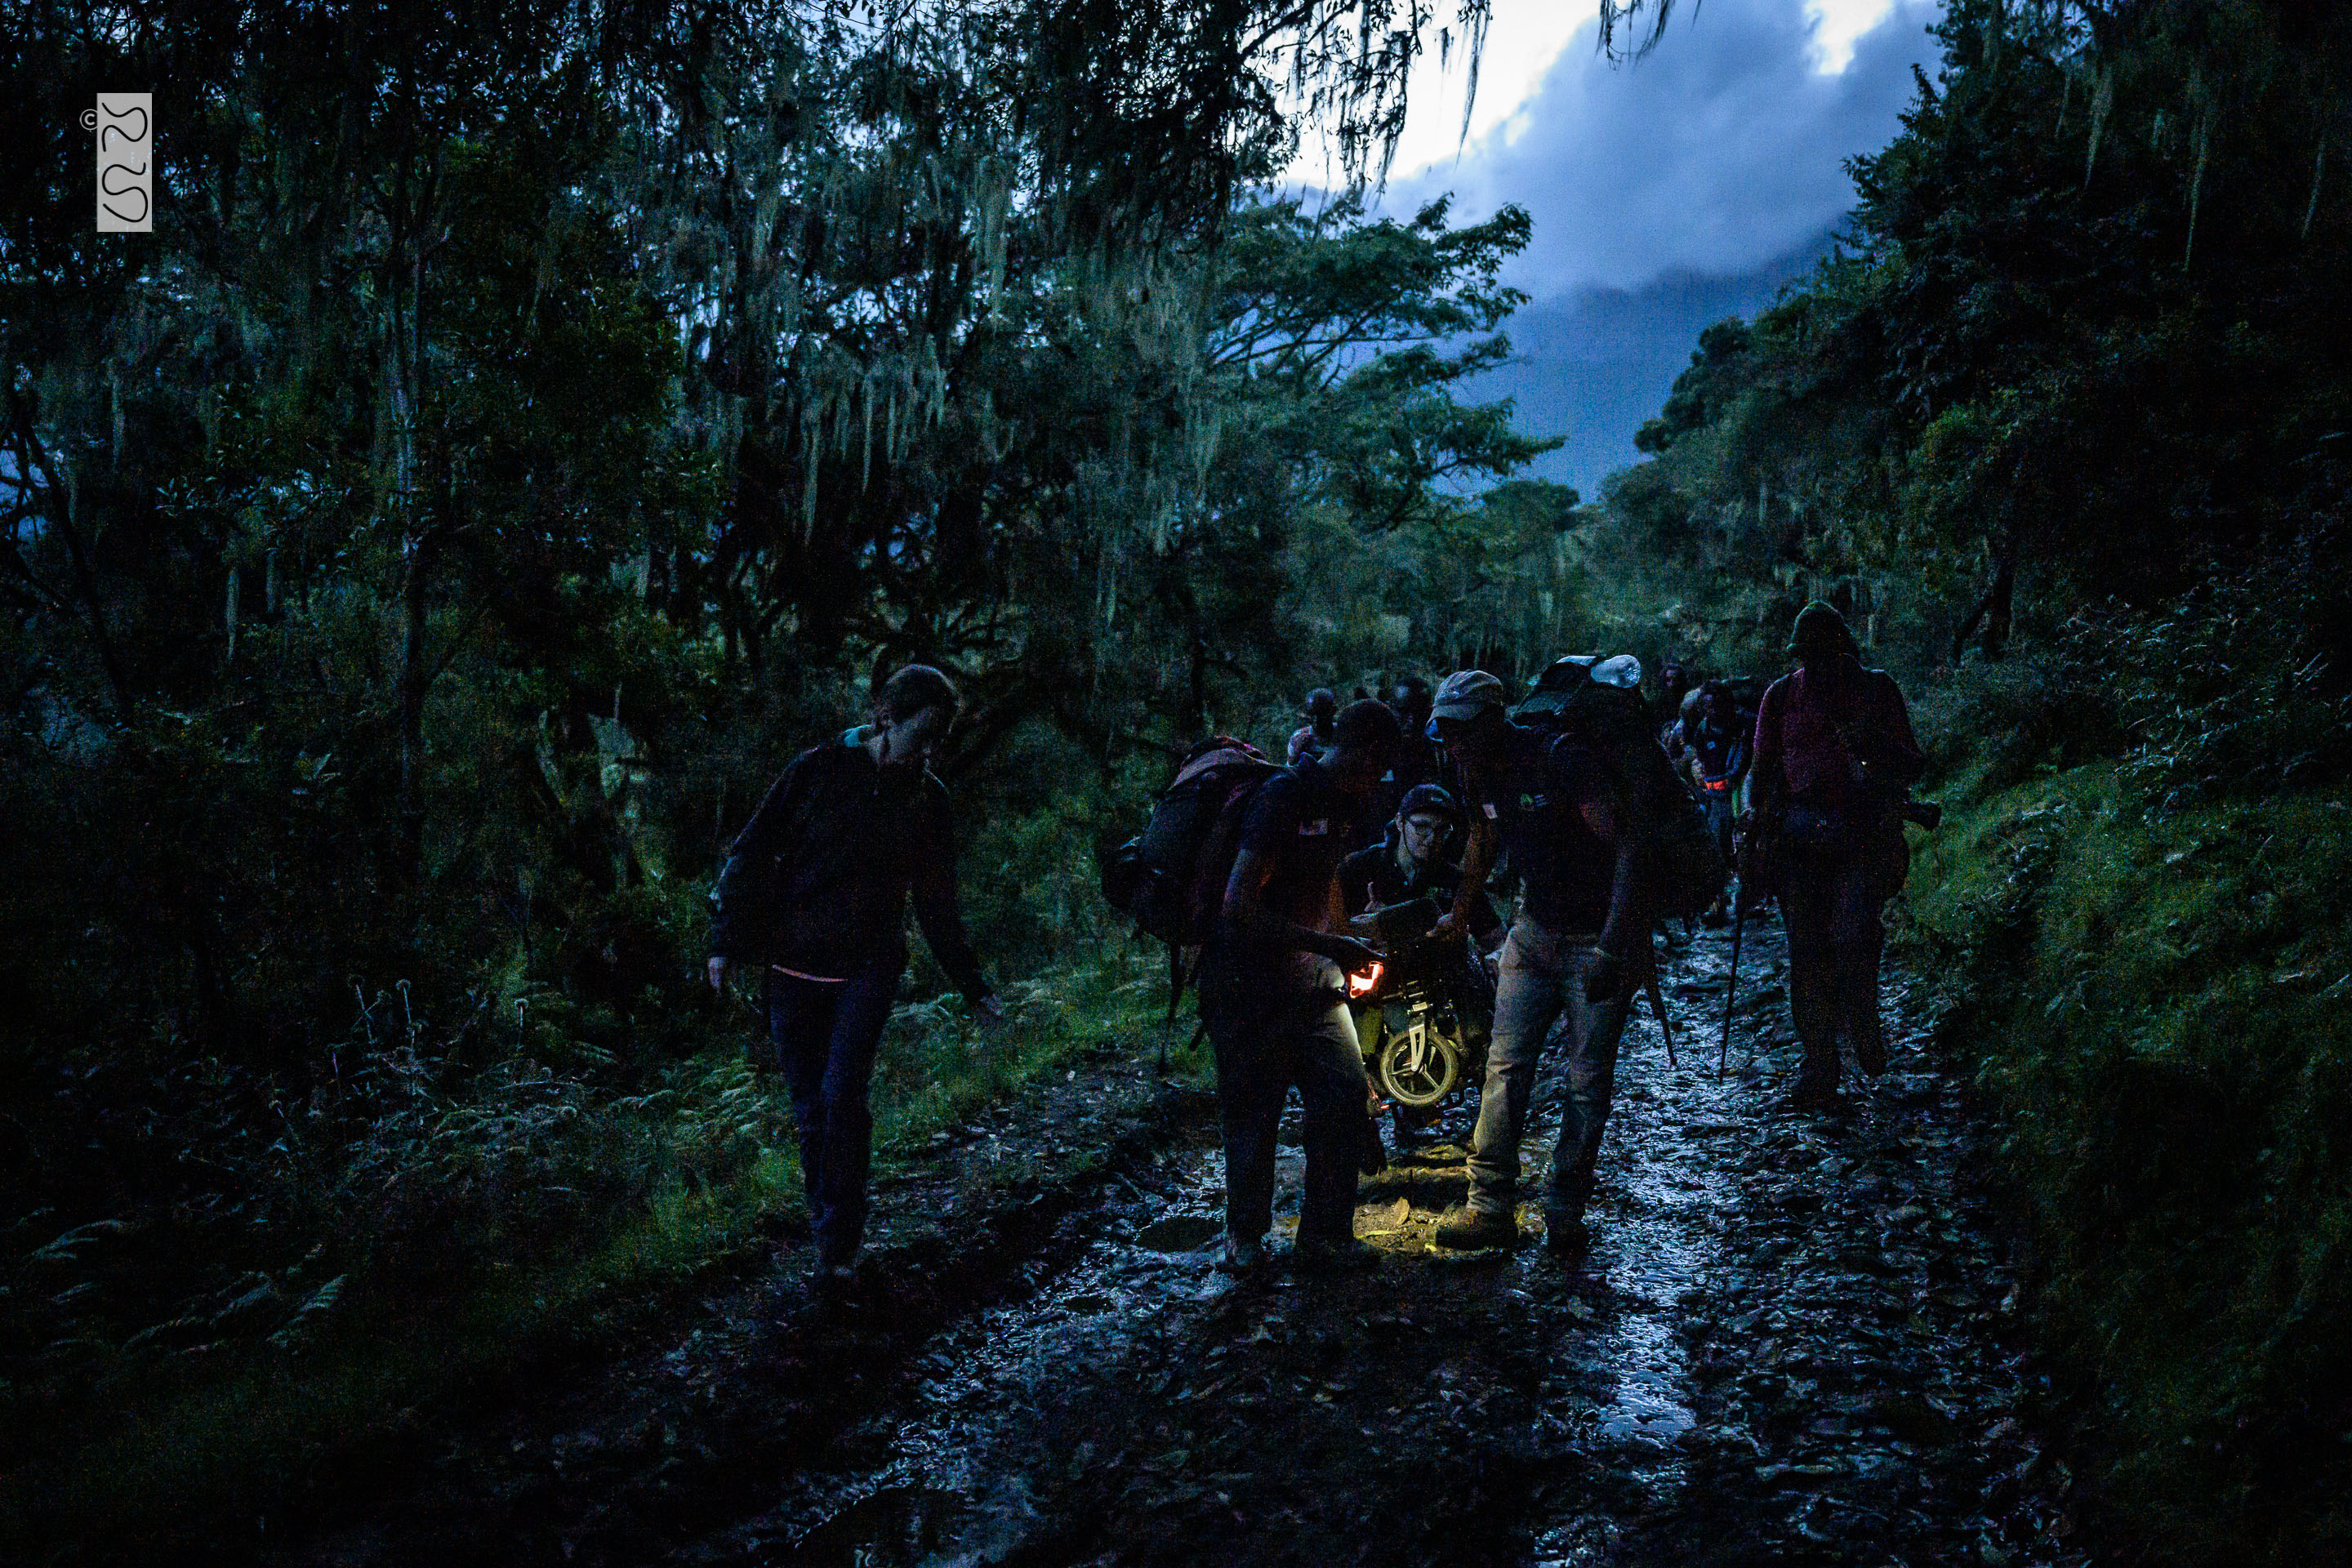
[279,924,2085,1568]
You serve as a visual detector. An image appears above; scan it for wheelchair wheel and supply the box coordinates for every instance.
[1376,1029,1463,1108]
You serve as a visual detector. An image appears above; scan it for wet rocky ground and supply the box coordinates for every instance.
[277,920,2088,1567]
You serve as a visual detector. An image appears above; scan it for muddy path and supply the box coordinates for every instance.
[281,921,2087,1567]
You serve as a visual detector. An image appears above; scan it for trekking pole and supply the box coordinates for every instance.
[1717,878,1749,1080]
[1646,967,1677,1067]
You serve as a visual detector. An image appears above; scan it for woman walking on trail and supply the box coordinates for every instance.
[706,665,1006,1298]
[1748,604,1925,1107]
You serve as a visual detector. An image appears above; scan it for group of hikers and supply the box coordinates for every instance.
[706,602,1925,1295]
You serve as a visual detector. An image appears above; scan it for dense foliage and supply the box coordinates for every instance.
[1574,5,2352,1561]
[0,0,1561,1525]
[1587,0,2351,683]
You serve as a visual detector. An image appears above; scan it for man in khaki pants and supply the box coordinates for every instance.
[1423,669,1652,1255]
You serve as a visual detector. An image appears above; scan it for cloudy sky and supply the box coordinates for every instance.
[1295,0,1945,499]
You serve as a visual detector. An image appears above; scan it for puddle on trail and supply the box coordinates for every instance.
[688,924,2084,1568]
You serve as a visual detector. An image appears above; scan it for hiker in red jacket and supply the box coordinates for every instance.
[1748,604,1925,1107]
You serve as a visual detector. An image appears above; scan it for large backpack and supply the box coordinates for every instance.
[1101,737,1281,951]
[1514,656,1730,920]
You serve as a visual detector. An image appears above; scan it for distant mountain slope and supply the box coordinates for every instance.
[1466,230,1833,500]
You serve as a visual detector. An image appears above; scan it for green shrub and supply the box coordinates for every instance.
[1906,633,2352,1566]
[2061,521,2352,813]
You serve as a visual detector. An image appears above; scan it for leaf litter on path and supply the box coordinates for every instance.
[264,925,2087,1568]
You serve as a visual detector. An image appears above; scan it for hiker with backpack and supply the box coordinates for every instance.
[1744,604,1926,1107]
[1422,660,1722,1254]
[1204,698,1401,1271]
[706,665,1006,1300]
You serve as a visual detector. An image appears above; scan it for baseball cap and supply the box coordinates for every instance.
[1430,670,1507,721]
[1394,782,1462,823]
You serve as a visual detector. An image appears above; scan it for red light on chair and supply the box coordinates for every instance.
[1348,961,1383,999]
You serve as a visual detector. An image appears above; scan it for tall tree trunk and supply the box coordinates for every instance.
[395,528,439,890]
[6,389,134,722]
[1951,534,2020,662]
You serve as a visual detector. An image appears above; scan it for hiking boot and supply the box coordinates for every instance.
[1432,1202,1519,1251]
[1853,1035,1889,1078]
[809,1261,858,1303]
[1218,1232,1267,1273]
[1542,1207,1591,1256]
[1699,899,1730,929]
[1294,1234,1382,1270]
[1782,1073,1842,1112]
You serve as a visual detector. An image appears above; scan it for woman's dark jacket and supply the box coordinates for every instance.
[708,729,991,998]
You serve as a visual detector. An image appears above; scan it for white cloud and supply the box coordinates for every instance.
[1371,0,1941,296]
[1808,0,1904,72]
[1386,5,1596,180]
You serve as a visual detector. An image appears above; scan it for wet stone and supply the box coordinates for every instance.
[1133,1214,1223,1254]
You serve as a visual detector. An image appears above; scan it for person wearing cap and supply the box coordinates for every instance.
[1205,697,1400,1271]
[1748,603,1926,1107]
[1341,781,1505,1000]
[1341,781,1503,1147]
[1420,666,1655,1255]
[1340,783,1499,939]
[1287,687,1339,765]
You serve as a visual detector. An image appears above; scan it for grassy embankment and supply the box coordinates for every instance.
[3,933,1198,1556]
[1900,665,2352,1565]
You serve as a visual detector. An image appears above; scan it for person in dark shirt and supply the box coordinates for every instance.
[1655,660,1693,746]
[707,665,1005,1295]
[1286,687,1339,765]
[1205,698,1399,1271]
[1340,782,1503,1145]
[1423,668,1653,1255]
[1749,604,1925,1107]
[1339,782,1503,959]
[1367,676,1442,829]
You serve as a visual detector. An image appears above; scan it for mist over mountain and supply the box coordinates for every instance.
[1460,230,1835,500]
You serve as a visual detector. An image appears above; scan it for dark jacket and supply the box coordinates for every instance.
[1369,731,1442,831]
[1209,755,1370,995]
[1455,720,1632,937]
[1687,702,1752,791]
[709,729,990,997]
[1339,840,1502,944]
